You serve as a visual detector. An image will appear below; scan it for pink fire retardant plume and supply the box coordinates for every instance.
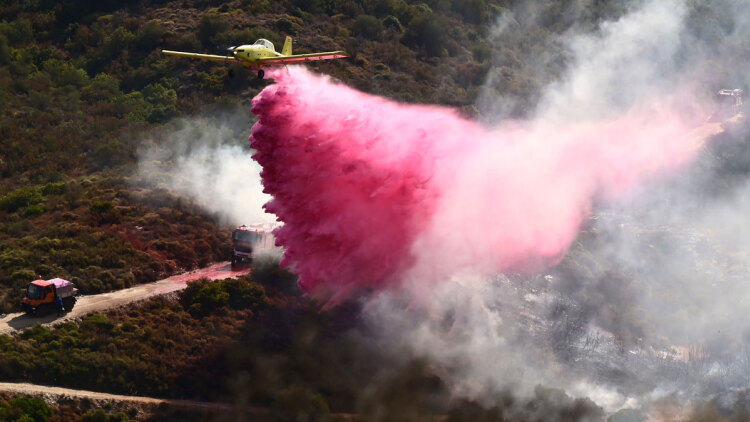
[250,67,706,306]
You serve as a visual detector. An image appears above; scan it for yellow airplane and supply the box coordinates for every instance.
[162,36,348,79]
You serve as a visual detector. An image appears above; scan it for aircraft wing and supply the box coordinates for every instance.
[256,51,349,66]
[162,50,239,64]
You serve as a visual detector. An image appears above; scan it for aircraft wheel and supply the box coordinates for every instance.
[257,69,265,79]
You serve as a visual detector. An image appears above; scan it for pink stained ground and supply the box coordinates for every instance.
[250,67,708,305]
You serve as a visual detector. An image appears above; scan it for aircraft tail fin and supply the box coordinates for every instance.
[282,36,293,56]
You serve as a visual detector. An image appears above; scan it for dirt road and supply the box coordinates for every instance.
[0,381,234,410]
[0,262,250,335]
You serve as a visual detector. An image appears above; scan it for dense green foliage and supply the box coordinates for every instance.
[0,396,51,422]
[0,263,460,420]
[0,276,268,398]
[0,175,230,312]
[0,394,142,422]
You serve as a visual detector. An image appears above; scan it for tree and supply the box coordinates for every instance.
[402,13,448,57]
[352,15,383,40]
[0,187,43,213]
[452,0,488,24]
[0,35,9,65]
[134,20,169,51]
[197,12,230,47]
[4,397,53,422]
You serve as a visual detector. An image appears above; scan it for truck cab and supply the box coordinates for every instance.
[231,225,269,268]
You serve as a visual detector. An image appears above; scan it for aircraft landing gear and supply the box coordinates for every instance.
[257,69,265,79]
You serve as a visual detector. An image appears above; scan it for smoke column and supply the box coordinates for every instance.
[250,67,711,305]
[137,111,275,227]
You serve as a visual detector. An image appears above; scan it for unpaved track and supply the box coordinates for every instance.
[0,262,251,335]
[0,381,239,411]
[0,382,402,421]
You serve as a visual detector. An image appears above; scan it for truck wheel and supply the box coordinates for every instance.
[63,297,76,312]
[231,253,237,268]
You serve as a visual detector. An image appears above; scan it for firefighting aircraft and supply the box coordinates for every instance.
[162,36,348,79]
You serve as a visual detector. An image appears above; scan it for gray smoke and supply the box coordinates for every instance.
[362,0,750,418]
[135,105,275,227]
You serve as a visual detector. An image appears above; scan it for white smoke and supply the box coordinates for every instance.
[538,0,687,122]
[135,107,275,227]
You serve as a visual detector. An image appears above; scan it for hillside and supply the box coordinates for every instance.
[0,1,554,420]
[0,0,655,312]
[0,0,528,313]
[1,0,750,421]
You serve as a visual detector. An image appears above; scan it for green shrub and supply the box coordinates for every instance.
[197,12,230,47]
[224,278,268,310]
[471,43,492,63]
[0,187,43,213]
[40,182,67,196]
[367,0,396,17]
[134,20,169,50]
[171,33,202,51]
[81,73,122,103]
[182,278,268,316]
[402,13,448,57]
[183,279,229,315]
[99,27,134,60]
[271,387,330,422]
[0,18,34,46]
[81,409,135,422]
[120,67,160,92]
[93,141,124,169]
[90,200,119,225]
[83,314,114,331]
[452,0,488,24]
[140,83,177,123]
[292,0,323,14]
[22,204,44,217]
[275,17,302,35]
[393,2,419,26]
[0,35,9,65]
[251,257,300,295]
[5,396,53,422]
[0,250,29,271]
[10,269,36,284]
[42,59,89,88]
[352,15,383,40]
[383,15,403,32]
[143,83,176,107]
[31,237,61,253]
[198,70,227,95]
[90,201,114,214]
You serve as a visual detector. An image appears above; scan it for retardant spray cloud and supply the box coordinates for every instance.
[250,68,708,306]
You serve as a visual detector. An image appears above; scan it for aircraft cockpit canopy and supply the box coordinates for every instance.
[253,39,275,51]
